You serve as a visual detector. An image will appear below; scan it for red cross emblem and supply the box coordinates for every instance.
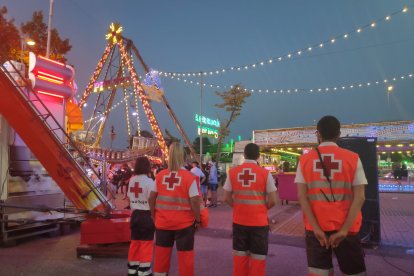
[129,182,143,198]
[313,154,342,179]
[238,168,256,187]
[163,172,181,191]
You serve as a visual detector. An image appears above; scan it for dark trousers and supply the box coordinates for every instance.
[306,230,366,275]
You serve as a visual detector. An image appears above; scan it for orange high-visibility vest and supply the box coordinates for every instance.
[299,145,362,232]
[155,169,196,230]
[229,163,269,226]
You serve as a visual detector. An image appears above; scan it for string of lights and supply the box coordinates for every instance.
[162,71,413,94]
[83,90,135,123]
[159,6,410,77]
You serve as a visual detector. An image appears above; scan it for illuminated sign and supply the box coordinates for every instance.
[198,125,219,138]
[254,121,414,146]
[195,114,220,128]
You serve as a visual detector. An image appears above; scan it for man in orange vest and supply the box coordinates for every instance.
[224,143,277,276]
[149,142,201,276]
[295,115,367,276]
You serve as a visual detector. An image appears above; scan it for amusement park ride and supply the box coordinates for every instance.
[0,23,196,251]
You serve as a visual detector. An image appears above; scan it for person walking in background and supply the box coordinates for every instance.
[295,115,367,276]
[127,157,155,276]
[200,163,209,206]
[223,143,277,276]
[208,160,219,207]
[149,142,201,276]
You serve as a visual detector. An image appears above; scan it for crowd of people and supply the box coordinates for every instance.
[103,115,368,276]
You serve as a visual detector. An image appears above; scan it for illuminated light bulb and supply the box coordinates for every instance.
[237,67,241,71]
[287,90,291,93]
[375,81,379,84]
[198,72,202,76]
[308,47,312,51]
[244,66,248,70]
[222,69,226,72]
[334,87,337,90]
[318,88,322,92]
[371,22,376,28]
[385,16,391,21]
[84,103,88,107]
[278,57,282,61]
[319,43,324,48]
[209,72,213,75]
[251,89,255,92]
[331,38,335,43]
[295,89,298,92]
[297,51,302,55]
[401,76,405,79]
[402,7,408,13]
[358,84,362,87]
[409,74,413,78]
[190,81,193,83]
[287,54,292,58]
[230,67,234,70]
[252,64,256,68]
[367,83,371,86]
[325,88,329,91]
[260,61,264,66]
[343,34,348,38]
[273,90,276,93]
[393,77,396,81]
[357,28,362,33]
[266,89,269,93]
[216,70,219,74]
[258,89,262,92]
[350,85,354,88]
[387,85,394,92]
[203,72,207,75]
[268,59,273,63]
[310,89,313,92]
[184,79,187,82]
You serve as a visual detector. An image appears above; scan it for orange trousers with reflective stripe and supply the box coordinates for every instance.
[233,255,265,276]
[128,240,154,263]
[154,246,194,276]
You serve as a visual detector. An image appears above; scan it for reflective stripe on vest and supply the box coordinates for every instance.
[233,190,266,196]
[157,195,190,205]
[155,203,191,211]
[233,198,267,205]
[233,250,249,256]
[307,180,352,190]
[307,193,353,201]
[250,253,266,260]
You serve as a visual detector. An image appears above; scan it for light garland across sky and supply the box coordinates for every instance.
[162,71,413,95]
[159,5,410,77]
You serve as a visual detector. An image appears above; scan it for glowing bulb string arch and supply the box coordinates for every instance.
[161,71,414,95]
[159,5,411,78]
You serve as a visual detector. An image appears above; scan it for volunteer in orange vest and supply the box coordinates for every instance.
[295,115,367,276]
[127,156,155,276]
[223,143,277,276]
[149,142,201,276]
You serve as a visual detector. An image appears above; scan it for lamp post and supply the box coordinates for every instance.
[20,37,36,62]
[199,72,203,164]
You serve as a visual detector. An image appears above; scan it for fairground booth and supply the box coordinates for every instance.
[253,120,414,193]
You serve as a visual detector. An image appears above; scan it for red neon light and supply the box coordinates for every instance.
[37,70,64,81]
[37,75,64,85]
[38,55,65,67]
[36,90,64,99]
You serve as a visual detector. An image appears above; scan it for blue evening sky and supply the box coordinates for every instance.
[2,0,414,149]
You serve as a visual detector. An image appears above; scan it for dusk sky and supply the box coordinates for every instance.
[3,0,414,149]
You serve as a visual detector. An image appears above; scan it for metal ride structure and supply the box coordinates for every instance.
[78,23,197,160]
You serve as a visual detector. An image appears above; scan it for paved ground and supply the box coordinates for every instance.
[0,189,413,275]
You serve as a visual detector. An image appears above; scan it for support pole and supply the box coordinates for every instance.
[46,0,54,58]
[200,73,203,165]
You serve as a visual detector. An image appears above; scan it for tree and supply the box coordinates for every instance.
[0,6,21,63]
[215,84,251,166]
[21,11,71,62]
[192,137,211,154]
